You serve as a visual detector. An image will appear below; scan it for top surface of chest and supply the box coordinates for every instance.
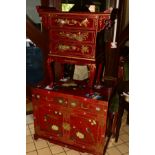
[33,84,112,102]
[37,7,111,31]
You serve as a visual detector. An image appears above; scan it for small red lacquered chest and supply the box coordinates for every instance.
[37,7,111,60]
[36,7,112,87]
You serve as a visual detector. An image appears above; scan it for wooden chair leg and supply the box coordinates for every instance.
[125,102,129,125]
[115,101,124,142]
[111,112,118,137]
[106,113,114,137]
[103,134,111,155]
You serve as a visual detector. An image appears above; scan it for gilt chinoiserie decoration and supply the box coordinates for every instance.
[32,6,114,155]
[58,31,89,42]
[36,6,113,88]
[32,86,112,155]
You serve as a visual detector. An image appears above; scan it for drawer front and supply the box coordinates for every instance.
[38,10,111,32]
[45,96,68,107]
[49,30,96,44]
[50,15,97,30]
[32,90,68,107]
[49,42,95,59]
[32,89,108,115]
[68,96,108,115]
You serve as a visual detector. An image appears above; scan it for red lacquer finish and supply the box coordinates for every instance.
[36,6,112,87]
[50,41,96,59]
[49,30,96,44]
[32,6,114,155]
[32,86,112,155]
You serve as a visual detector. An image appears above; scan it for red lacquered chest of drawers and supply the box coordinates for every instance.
[32,85,112,155]
[37,7,111,62]
[36,7,112,87]
[32,6,114,155]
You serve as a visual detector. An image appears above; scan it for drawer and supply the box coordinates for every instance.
[50,14,97,30]
[32,90,68,107]
[49,30,96,44]
[37,8,112,32]
[32,88,108,114]
[46,96,68,107]
[49,41,95,59]
[68,96,108,115]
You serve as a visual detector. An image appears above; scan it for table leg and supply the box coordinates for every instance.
[96,63,104,85]
[88,64,96,88]
[47,57,54,87]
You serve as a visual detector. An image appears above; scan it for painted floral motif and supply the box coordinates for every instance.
[58,99,64,104]
[76,131,85,139]
[55,18,89,27]
[88,119,97,126]
[70,101,77,107]
[59,32,88,42]
[58,44,89,54]
[81,45,89,54]
[98,15,112,31]
[51,125,59,131]
[58,44,71,51]
[63,122,71,131]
